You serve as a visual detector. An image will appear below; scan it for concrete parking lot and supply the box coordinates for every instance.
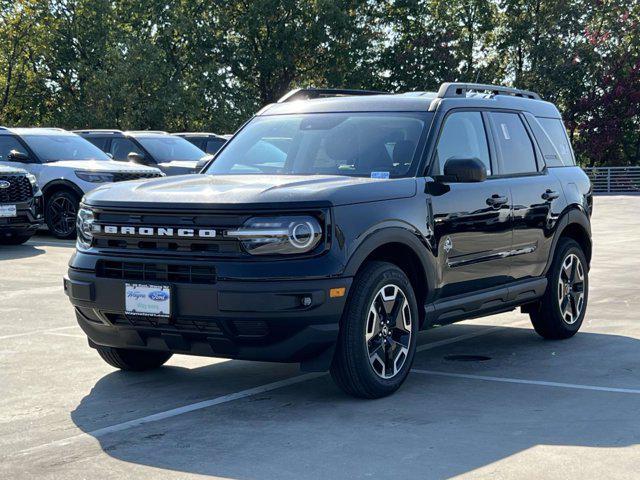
[1,196,639,479]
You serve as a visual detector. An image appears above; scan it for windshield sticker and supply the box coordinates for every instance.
[371,171,390,179]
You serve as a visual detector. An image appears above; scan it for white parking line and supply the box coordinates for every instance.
[27,239,75,247]
[14,319,522,456]
[44,331,84,338]
[0,325,77,341]
[412,369,640,395]
[17,372,324,456]
[3,285,62,301]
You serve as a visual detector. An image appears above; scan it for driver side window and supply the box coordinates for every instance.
[435,111,491,176]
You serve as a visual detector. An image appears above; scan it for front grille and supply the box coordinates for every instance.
[109,313,223,335]
[0,175,32,202]
[97,260,216,284]
[91,208,250,257]
[112,172,163,182]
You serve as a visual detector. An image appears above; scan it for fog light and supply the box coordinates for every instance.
[301,296,312,307]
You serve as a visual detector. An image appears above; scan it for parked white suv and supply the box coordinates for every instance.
[0,127,163,238]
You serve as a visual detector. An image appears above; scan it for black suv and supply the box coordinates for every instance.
[0,165,43,244]
[65,83,592,398]
[75,130,209,176]
[173,132,228,155]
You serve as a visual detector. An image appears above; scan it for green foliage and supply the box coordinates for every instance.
[0,0,638,166]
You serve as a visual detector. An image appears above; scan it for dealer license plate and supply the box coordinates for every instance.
[125,283,171,317]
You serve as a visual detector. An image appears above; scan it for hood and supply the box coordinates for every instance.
[157,160,198,170]
[45,160,161,173]
[85,174,417,209]
[0,164,27,175]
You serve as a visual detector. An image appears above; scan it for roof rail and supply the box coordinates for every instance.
[126,130,169,135]
[72,129,123,134]
[277,87,387,103]
[437,82,541,100]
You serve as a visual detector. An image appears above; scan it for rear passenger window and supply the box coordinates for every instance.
[490,112,537,175]
[435,111,491,176]
[538,118,575,166]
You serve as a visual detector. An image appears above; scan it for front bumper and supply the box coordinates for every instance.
[65,266,352,369]
[0,196,43,236]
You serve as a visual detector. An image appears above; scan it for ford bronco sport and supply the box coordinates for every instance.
[65,83,592,398]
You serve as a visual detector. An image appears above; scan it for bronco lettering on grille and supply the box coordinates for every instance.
[96,225,217,238]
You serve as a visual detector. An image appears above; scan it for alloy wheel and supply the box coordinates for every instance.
[48,196,77,237]
[557,253,585,325]
[365,284,412,379]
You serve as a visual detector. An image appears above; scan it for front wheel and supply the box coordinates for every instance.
[331,261,419,398]
[45,190,79,239]
[96,346,173,371]
[529,238,589,339]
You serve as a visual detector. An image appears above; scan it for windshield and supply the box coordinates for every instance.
[204,113,429,178]
[22,134,110,162]
[136,136,206,163]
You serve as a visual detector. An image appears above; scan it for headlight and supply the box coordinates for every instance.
[76,206,96,250]
[75,171,114,183]
[228,216,322,255]
[26,173,38,189]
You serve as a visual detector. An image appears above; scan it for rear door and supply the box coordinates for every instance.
[428,110,514,297]
[487,111,563,279]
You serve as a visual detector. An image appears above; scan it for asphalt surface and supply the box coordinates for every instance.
[1,196,639,479]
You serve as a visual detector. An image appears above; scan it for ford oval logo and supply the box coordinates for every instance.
[148,290,169,302]
[0,180,10,189]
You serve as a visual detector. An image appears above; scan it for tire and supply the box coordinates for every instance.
[529,238,589,339]
[0,233,33,245]
[330,261,419,398]
[96,345,173,371]
[45,190,79,239]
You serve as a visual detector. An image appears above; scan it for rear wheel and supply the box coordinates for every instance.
[96,346,173,371]
[331,261,418,398]
[45,190,79,239]
[529,238,588,339]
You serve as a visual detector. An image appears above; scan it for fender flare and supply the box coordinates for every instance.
[343,227,436,297]
[41,180,85,201]
[543,206,592,275]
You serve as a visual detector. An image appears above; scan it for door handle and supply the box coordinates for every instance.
[541,189,560,201]
[486,194,508,207]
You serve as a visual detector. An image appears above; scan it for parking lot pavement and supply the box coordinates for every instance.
[1,196,639,480]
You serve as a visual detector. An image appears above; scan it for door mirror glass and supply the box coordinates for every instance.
[7,149,31,163]
[443,158,487,183]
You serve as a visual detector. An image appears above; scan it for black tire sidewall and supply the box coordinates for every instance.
[342,262,419,395]
[45,190,79,239]
[547,239,589,334]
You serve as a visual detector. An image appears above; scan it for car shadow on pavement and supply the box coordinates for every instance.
[0,244,45,260]
[69,323,640,479]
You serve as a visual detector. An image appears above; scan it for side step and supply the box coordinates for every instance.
[424,278,547,326]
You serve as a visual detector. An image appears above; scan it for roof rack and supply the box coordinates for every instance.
[72,129,123,134]
[437,82,541,100]
[277,88,387,103]
[126,130,169,135]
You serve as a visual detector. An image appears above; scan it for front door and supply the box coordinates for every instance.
[428,110,513,297]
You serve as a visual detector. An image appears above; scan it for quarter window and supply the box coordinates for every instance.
[435,111,491,176]
[490,112,537,175]
[538,118,575,166]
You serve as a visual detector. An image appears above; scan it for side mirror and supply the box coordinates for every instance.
[443,158,487,183]
[195,155,213,173]
[7,149,31,163]
[127,152,148,165]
